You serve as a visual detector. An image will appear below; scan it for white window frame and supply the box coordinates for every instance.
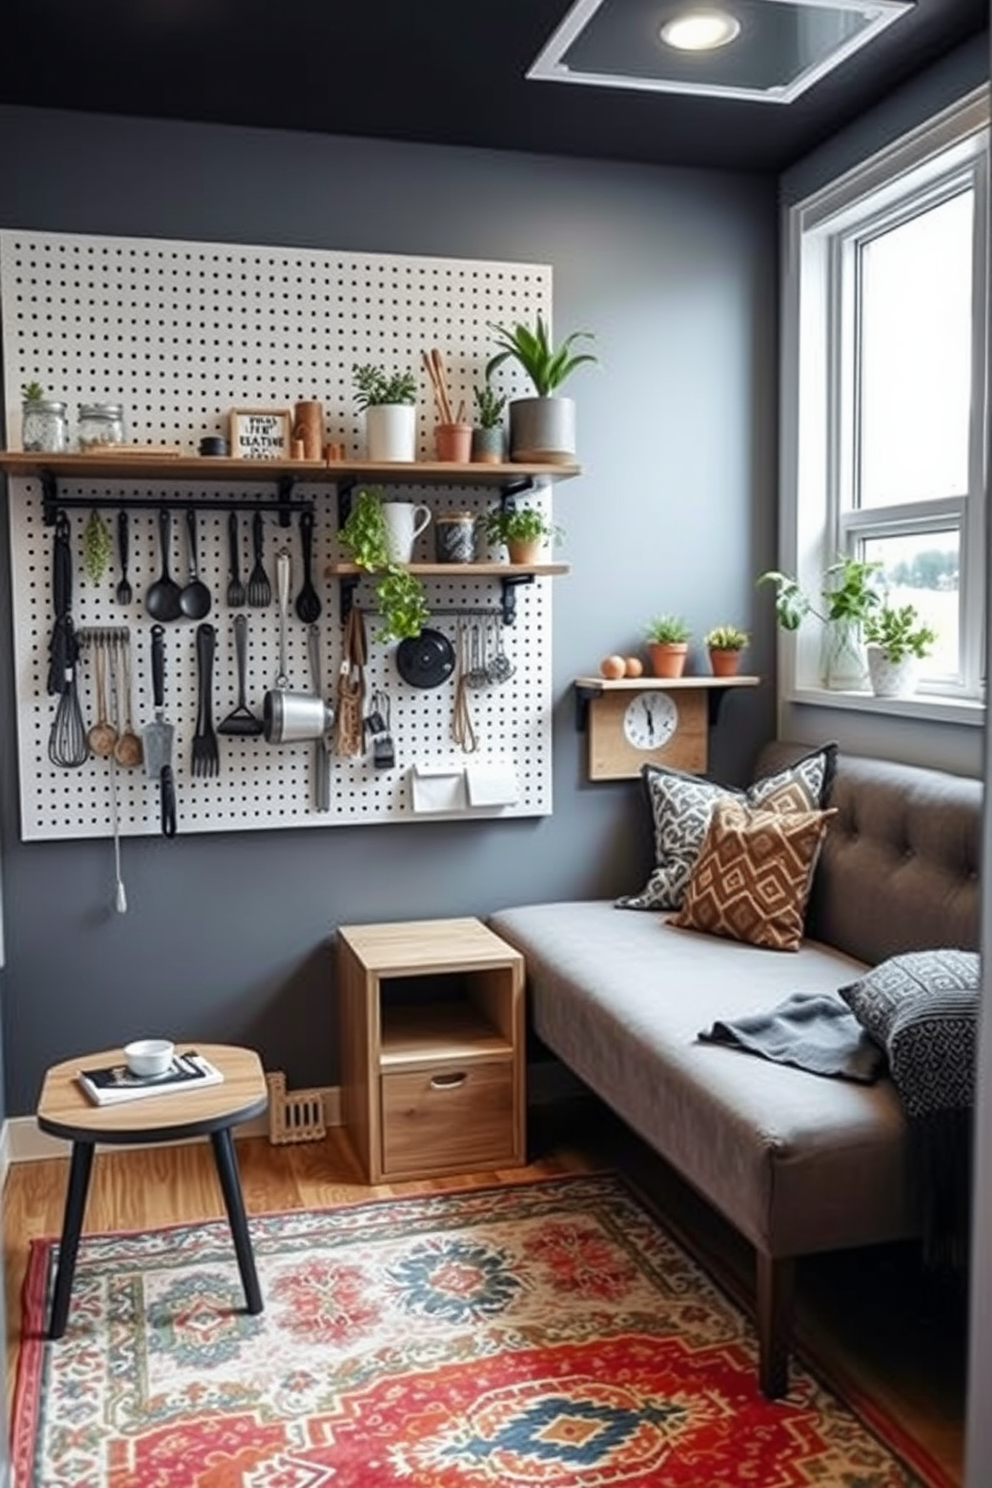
[780,88,989,723]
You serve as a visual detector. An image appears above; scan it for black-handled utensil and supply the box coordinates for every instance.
[143,624,177,836]
[115,510,132,605]
[247,513,272,607]
[295,509,322,622]
[191,622,219,777]
[227,512,246,608]
[146,508,182,622]
[180,509,212,619]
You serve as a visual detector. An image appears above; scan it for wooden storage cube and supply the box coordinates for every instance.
[381,1060,515,1176]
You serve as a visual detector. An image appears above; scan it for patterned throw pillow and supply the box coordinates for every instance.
[669,800,835,951]
[616,743,837,912]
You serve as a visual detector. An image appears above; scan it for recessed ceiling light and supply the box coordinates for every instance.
[659,9,742,51]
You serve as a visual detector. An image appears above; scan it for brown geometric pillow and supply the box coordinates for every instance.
[669,800,835,952]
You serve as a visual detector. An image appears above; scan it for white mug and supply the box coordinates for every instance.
[382,501,431,563]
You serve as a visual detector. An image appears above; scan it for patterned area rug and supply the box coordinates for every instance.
[13,1174,953,1487]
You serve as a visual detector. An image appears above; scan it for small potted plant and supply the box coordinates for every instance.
[21,381,68,454]
[481,503,562,565]
[703,624,749,677]
[339,485,430,641]
[471,380,507,465]
[645,614,691,678]
[758,554,882,690]
[863,602,936,697]
[486,313,597,464]
[352,363,418,462]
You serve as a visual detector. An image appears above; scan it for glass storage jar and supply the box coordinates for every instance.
[22,399,68,454]
[78,403,127,450]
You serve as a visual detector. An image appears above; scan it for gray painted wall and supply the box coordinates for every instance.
[0,105,778,1116]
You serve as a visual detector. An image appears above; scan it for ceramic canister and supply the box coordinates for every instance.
[434,511,476,563]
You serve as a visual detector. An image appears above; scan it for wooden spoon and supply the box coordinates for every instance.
[113,634,144,768]
[87,641,117,758]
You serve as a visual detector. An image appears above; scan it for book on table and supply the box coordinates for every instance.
[77,1051,224,1106]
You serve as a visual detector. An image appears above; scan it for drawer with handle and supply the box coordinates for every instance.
[381,1059,517,1177]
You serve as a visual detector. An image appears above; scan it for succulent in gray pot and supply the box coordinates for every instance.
[486,314,597,465]
[471,380,507,465]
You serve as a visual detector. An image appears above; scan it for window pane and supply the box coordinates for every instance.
[857,190,973,508]
[861,531,960,678]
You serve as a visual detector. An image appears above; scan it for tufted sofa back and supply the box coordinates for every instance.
[755,742,982,967]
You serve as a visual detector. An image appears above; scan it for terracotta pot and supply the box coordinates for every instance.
[647,642,688,678]
[507,537,544,565]
[435,422,473,462]
[708,648,742,677]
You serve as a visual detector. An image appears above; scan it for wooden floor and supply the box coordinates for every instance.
[3,1098,968,1483]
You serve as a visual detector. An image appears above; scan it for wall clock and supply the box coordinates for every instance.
[582,682,708,781]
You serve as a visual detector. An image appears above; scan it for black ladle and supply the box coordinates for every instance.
[180,509,212,620]
[145,508,182,622]
[295,509,322,622]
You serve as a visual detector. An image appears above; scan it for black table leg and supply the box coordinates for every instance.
[48,1140,95,1340]
[210,1126,263,1314]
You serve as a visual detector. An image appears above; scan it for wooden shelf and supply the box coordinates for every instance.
[0,451,580,486]
[326,560,570,579]
[380,1003,513,1070]
[574,674,760,693]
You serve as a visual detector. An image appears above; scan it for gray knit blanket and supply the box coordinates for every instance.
[698,990,885,1083]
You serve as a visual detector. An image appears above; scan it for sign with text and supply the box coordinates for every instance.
[230,408,291,460]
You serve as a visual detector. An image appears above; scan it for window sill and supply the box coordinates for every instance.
[787,687,984,727]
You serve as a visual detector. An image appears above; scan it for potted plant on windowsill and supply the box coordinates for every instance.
[339,485,430,641]
[703,624,749,677]
[758,554,882,690]
[485,314,597,464]
[481,503,562,565]
[645,614,691,678]
[352,363,418,462]
[863,602,936,697]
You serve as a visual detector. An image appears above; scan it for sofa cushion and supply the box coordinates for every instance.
[617,743,837,912]
[670,800,835,951]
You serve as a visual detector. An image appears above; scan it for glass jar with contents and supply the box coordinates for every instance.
[22,399,68,453]
[78,403,127,450]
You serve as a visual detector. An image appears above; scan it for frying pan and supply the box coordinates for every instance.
[395,627,456,689]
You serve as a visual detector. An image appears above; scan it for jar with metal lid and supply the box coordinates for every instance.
[22,399,68,454]
[78,403,127,450]
[434,511,477,563]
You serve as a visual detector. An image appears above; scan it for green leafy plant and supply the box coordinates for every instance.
[481,503,562,546]
[704,624,749,651]
[485,314,597,397]
[338,485,430,642]
[352,363,418,411]
[758,555,883,630]
[21,381,46,403]
[864,602,936,663]
[645,613,691,644]
[473,381,507,429]
[83,509,113,585]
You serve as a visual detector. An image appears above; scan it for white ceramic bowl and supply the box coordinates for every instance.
[123,1038,175,1078]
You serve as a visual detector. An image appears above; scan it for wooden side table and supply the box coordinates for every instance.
[337,917,526,1182]
[35,1042,268,1340]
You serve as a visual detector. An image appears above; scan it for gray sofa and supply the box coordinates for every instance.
[489,743,981,1397]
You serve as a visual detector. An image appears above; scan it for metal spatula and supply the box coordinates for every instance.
[142,624,177,837]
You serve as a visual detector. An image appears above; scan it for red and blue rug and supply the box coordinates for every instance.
[13,1173,953,1486]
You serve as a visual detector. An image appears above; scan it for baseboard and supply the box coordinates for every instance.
[0,1116,10,1188]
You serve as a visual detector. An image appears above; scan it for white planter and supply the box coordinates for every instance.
[866,644,920,698]
[365,403,416,462]
[819,617,868,690]
[509,396,576,464]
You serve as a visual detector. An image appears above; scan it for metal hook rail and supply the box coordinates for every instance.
[40,473,310,527]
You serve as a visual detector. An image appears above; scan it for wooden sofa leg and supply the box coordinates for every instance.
[756,1252,794,1399]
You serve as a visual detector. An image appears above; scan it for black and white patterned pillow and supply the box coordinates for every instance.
[616,743,837,911]
[838,949,980,1117]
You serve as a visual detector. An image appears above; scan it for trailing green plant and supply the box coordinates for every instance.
[83,509,113,585]
[481,503,562,547]
[704,624,748,651]
[338,485,430,642]
[352,363,418,411]
[485,314,597,397]
[645,613,691,644]
[473,381,507,429]
[758,555,883,630]
[864,601,936,663]
[21,381,46,403]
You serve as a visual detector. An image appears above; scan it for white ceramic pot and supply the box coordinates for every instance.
[866,644,920,698]
[365,403,416,462]
[509,396,576,464]
[819,617,868,690]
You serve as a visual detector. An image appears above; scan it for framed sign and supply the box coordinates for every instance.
[229,408,292,460]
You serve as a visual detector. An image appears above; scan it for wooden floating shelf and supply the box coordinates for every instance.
[326,561,570,579]
[0,452,581,486]
[574,674,760,693]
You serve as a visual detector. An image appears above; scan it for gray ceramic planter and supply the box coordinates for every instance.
[508,396,576,464]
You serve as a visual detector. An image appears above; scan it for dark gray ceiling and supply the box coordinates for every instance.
[1,0,987,173]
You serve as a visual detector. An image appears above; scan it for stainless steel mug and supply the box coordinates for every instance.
[263,689,334,743]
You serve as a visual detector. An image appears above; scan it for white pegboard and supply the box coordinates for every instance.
[1,230,559,842]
